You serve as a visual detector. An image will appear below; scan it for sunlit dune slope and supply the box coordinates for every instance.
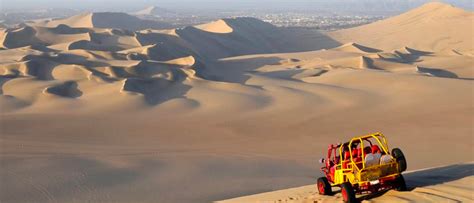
[330,2,474,52]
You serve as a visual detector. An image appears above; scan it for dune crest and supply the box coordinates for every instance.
[195,19,234,34]
[44,13,94,28]
[134,6,159,16]
[332,42,382,53]
[133,6,175,17]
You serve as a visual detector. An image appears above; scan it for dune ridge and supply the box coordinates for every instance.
[133,6,176,16]
[332,42,382,54]
[194,19,234,34]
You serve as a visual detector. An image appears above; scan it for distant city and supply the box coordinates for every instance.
[0,8,385,31]
[168,11,385,31]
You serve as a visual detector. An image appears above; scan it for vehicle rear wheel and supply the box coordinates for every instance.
[392,148,407,172]
[317,177,332,195]
[341,182,357,203]
[394,175,407,191]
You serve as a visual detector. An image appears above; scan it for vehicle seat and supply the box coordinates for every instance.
[365,153,378,167]
[352,149,358,158]
[380,154,394,164]
[371,145,382,164]
[372,145,381,154]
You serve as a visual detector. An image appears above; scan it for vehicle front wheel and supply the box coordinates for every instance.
[341,182,357,203]
[317,177,332,195]
[392,148,407,172]
[394,175,407,191]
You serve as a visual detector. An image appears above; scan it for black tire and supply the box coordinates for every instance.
[341,182,357,203]
[317,177,332,195]
[392,148,407,172]
[394,175,407,191]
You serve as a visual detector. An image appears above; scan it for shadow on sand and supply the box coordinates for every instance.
[404,163,473,189]
[359,163,473,202]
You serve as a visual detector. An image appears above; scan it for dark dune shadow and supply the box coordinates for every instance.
[275,27,342,52]
[417,66,460,79]
[45,81,83,98]
[176,18,341,61]
[361,56,384,70]
[393,48,433,63]
[176,26,276,60]
[404,163,473,189]
[68,40,125,52]
[135,31,199,61]
[23,53,112,69]
[3,26,42,49]
[122,77,192,105]
[253,69,307,82]
[0,75,18,94]
[91,12,174,30]
[27,44,57,52]
[23,59,59,80]
[196,56,284,84]
[49,24,90,34]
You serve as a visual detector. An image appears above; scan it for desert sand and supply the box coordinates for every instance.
[0,2,473,203]
[219,163,474,202]
[330,2,474,52]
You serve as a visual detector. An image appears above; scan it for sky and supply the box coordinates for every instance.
[1,0,472,13]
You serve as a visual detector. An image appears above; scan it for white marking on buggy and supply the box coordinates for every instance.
[370,180,380,185]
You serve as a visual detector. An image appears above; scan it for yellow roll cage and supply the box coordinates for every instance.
[331,132,400,186]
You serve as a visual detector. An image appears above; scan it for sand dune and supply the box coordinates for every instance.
[2,26,42,48]
[332,43,382,54]
[134,6,160,16]
[195,19,234,34]
[133,6,176,17]
[176,17,339,59]
[34,12,174,31]
[0,2,473,203]
[44,81,82,98]
[2,25,91,49]
[330,2,474,52]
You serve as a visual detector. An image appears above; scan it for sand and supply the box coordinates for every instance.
[0,2,473,203]
[330,2,474,52]
[32,12,174,31]
[219,163,474,203]
[195,20,234,34]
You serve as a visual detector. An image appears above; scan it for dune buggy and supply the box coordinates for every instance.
[317,132,407,202]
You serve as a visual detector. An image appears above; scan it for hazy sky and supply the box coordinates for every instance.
[1,0,472,12]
